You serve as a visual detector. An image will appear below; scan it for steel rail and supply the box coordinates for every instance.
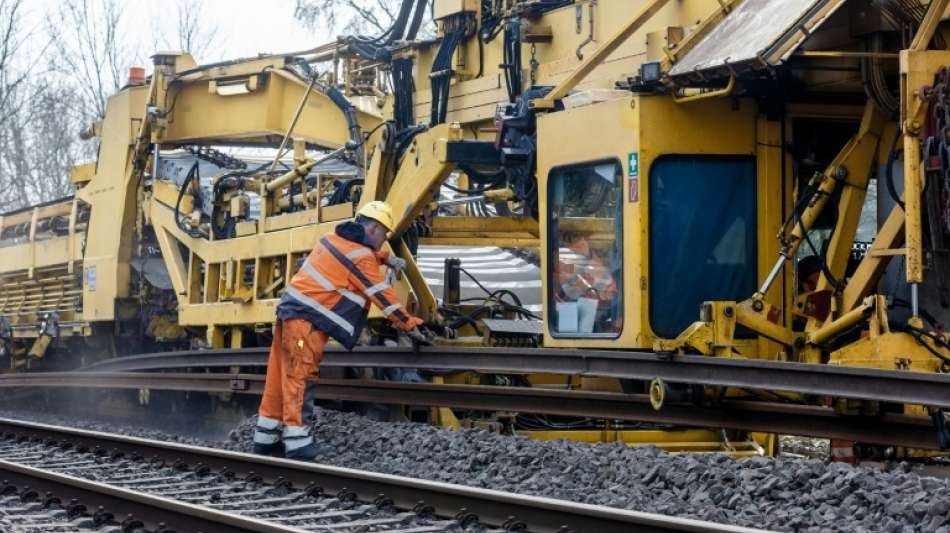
[0,371,265,394]
[0,372,942,450]
[79,346,950,409]
[0,458,307,533]
[0,418,763,533]
[312,380,945,451]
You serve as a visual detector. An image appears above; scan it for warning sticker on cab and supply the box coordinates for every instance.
[628,152,639,177]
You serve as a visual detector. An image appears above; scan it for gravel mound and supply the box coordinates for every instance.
[4,407,950,532]
[227,407,950,533]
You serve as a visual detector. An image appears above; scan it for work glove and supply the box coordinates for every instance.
[406,326,432,346]
[386,256,407,275]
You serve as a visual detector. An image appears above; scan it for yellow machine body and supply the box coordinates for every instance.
[1,0,949,455]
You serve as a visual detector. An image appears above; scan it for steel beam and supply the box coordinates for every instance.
[80,346,950,409]
[0,374,941,450]
[310,380,942,451]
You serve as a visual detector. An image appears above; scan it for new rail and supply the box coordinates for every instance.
[0,372,945,450]
[79,346,950,410]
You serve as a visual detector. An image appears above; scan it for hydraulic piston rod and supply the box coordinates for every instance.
[756,102,885,298]
[265,146,347,193]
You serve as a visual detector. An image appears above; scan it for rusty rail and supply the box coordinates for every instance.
[0,372,944,450]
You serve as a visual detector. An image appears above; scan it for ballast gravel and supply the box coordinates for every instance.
[3,407,950,532]
[229,408,950,533]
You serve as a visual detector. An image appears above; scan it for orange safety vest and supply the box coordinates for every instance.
[277,232,419,349]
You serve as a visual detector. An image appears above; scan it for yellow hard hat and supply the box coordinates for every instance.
[357,201,394,231]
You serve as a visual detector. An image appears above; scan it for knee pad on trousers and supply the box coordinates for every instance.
[253,415,283,445]
[282,425,314,451]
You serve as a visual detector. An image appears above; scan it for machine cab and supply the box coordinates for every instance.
[537,93,776,356]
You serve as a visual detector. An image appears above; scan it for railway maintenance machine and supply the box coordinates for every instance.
[2,0,950,456]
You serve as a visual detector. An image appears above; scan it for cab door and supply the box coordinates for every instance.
[537,94,768,352]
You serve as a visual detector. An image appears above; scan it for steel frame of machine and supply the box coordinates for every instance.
[1,0,950,452]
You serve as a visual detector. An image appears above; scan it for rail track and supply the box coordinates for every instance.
[0,418,762,533]
[79,346,950,410]
[0,372,946,450]
[6,344,950,450]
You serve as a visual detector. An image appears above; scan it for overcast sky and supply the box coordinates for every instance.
[28,0,329,65]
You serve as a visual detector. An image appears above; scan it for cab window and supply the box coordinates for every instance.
[649,155,757,338]
[548,160,623,337]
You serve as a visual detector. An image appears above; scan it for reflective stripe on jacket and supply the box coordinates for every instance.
[277,232,420,350]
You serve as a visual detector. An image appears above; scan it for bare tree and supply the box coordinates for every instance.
[294,0,408,37]
[175,0,219,60]
[0,0,93,211]
[0,0,65,211]
[0,82,81,208]
[0,0,28,130]
[53,0,135,121]
[152,0,221,62]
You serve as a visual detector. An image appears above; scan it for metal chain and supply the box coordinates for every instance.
[923,67,950,233]
[185,146,248,171]
[529,43,538,86]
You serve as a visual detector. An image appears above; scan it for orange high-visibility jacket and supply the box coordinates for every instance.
[277,231,420,349]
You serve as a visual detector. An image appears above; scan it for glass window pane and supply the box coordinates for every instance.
[548,161,624,337]
[649,156,757,338]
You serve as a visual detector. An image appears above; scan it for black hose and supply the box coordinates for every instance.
[458,163,506,184]
[174,162,208,239]
[429,29,465,125]
[475,30,484,79]
[324,85,364,163]
[446,314,483,335]
[779,175,843,290]
[388,0,417,42]
[406,0,428,40]
[457,268,540,320]
[798,216,843,291]
[391,58,416,131]
[502,18,523,103]
[886,127,906,210]
[891,322,950,364]
[443,181,497,195]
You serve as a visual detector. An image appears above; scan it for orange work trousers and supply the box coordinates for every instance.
[258,318,327,428]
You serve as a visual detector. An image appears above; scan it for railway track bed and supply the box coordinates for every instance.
[2,405,950,532]
[0,417,754,533]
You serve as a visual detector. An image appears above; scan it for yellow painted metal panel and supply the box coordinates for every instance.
[538,95,757,350]
[79,86,148,322]
[0,238,80,274]
[161,70,382,148]
[414,0,722,126]
[755,115,789,360]
[69,162,97,186]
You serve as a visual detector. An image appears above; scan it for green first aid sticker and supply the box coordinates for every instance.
[628,152,639,177]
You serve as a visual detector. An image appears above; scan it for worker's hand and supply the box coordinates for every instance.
[406,327,432,346]
[386,256,407,275]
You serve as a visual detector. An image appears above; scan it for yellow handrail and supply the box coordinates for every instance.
[672,75,735,104]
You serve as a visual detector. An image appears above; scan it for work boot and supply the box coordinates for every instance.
[253,441,285,457]
[285,441,319,461]
[283,425,318,461]
[252,415,284,458]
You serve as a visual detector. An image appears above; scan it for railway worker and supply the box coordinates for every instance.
[253,201,431,460]
[553,231,621,333]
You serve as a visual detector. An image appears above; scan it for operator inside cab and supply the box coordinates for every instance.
[253,201,431,460]
[549,161,624,336]
[553,230,622,334]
